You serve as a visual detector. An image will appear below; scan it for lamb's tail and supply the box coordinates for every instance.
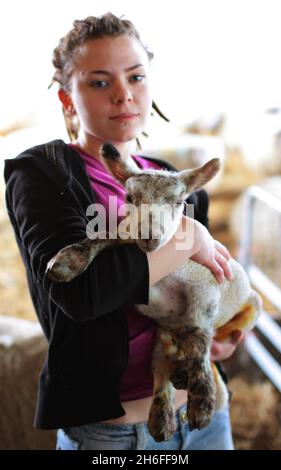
[215,290,262,342]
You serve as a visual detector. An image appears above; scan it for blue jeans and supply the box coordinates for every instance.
[56,403,234,450]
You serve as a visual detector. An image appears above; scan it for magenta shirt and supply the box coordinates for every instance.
[70,144,161,402]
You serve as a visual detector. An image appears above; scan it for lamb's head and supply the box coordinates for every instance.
[101,143,220,252]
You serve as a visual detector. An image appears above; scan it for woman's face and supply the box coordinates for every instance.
[68,35,152,145]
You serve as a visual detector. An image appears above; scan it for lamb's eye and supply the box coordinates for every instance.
[175,200,183,206]
[126,194,133,203]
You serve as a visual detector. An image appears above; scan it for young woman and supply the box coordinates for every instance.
[4,13,241,450]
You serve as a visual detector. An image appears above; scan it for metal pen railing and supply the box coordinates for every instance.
[238,186,281,392]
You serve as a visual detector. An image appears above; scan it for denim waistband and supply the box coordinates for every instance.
[60,404,234,450]
[66,401,187,436]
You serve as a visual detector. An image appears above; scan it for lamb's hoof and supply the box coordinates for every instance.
[46,260,76,282]
[46,243,90,282]
[148,405,177,442]
[187,410,211,431]
[187,398,215,431]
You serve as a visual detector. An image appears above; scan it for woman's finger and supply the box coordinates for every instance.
[215,251,233,281]
[230,330,244,345]
[214,240,231,260]
[208,258,224,284]
[210,340,236,361]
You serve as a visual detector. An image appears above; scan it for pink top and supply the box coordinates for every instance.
[70,144,161,401]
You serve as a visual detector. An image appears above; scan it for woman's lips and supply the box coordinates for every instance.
[110,113,139,122]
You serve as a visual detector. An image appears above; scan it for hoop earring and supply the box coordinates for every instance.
[62,107,80,141]
[67,106,75,116]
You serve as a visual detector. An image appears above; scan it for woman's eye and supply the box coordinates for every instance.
[175,200,183,206]
[89,80,109,89]
[130,74,145,83]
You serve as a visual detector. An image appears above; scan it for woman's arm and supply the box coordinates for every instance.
[148,216,233,286]
[5,160,150,322]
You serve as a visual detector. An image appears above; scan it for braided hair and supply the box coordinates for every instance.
[50,13,169,142]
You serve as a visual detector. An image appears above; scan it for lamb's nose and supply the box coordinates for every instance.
[147,228,154,240]
[138,221,154,240]
[140,238,161,252]
[138,229,154,240]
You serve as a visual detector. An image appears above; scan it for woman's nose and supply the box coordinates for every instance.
[111,84,133,104]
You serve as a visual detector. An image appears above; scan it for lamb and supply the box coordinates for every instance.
[46,143,262,442]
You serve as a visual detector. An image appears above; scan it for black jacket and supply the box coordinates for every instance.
[4,139,209,429]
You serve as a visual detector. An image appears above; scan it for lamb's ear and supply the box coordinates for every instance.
[100,143,140,185]
[179,158,221,193]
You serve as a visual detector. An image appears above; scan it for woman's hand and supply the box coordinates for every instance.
[148,216,233,286]
[210,330,244,361]
[189,218,233,284]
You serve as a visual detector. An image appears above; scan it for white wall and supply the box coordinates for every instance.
[1,0,281,131]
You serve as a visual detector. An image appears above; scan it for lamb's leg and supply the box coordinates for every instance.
[169,348,188,390]
[148,328,177,442]
[211,362,229,411]
[46,237,120,282]
[176,327,216,431]
[169,359,188,389]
